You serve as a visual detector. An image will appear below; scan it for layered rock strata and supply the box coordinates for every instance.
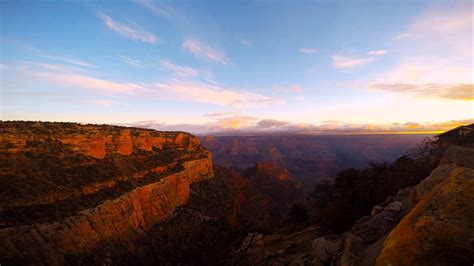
[0,122,213,265]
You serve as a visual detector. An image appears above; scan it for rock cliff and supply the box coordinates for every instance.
[0,121,213,265]
[376,147,474,266]
[237,145,474,265]
[1,121,199,159]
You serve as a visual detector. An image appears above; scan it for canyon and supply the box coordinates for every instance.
[0,121,307,264]
[1,121,473,265]
[200,134,429,188]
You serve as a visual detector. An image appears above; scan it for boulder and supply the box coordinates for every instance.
[370,206,384,216]
[311,235,344,265]
[376,166,474,266]
[384,201,403,212]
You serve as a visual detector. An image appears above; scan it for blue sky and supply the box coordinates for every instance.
[1,0,472,134]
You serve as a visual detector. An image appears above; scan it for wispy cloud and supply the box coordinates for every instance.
[160,60,200,78]
[240,39,251,47]
[26,62,88,73]
[203,112,237,117]
[274,85,302,93]
[100,13,159,44]
[369,4,472,101]
[371,83,473,101]
[1,37,42,53]
[8,62,144,93]
[5,62,282,108]
[299,48,316,54]
[182,39,227,64]
[394,33,414,40]
[154,80,284,108]
[135,0,171,18]
[412,5,471,34]
[82,100,121,107]
[116,55,146,68]
[367,50,387,56]
[331,55,374,70]
[37,54,96,68]
[33,71,143,93]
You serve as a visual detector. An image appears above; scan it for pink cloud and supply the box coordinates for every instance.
[100,13,159,44]
[155,80,284,108]
[331,55,374,70]
[182,39,227,64]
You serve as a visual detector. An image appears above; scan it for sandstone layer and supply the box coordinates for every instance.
[0,121,213,265]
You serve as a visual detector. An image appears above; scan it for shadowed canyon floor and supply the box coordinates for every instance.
[200,134,429,189]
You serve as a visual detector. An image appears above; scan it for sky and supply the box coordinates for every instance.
[1,0,472,134]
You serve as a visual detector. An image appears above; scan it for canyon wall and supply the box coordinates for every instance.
[1,121,200,159]
[0,122,213,265]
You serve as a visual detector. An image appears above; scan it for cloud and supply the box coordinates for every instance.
[154,80,284,108]
[100,13,159,44]
[331,55,374,70]
[124,117,474,135]
[135,0,171,18]
[299,48,316,54]
[203,112,236,117]
[33,71,143,93]
[240,39,251,47]
[367,50,387,56]
[371,83,473,101]
[116,55,146,68]
[256,119,290,128]
[26,62,88,73]
[160,60,200,78]
[395,2,471,56]
[274,85,302,93]
[182,39,227,64]
[367,3,472,102]
[5,62,281,108]
[412,5,471,34]
[7,62,144,93]
[394,33,414,40]
[215,115,259,129]
[82,100,121,107]
[123,115,260,133]
[37,54,96,68]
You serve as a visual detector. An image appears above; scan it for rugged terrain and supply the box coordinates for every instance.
[0,121,213,264]
[0,121,307,265]
[1,121,472,265]
[238,145,474,265]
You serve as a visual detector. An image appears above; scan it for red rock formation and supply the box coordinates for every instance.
[0,122,213,265]
[1,124,200,159]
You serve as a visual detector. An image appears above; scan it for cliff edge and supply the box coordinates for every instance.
[0,121,213,265]
[236,145,474,265]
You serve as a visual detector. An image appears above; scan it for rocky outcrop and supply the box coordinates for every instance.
[236,145,474,265]
[234,227,323,265]
[1,121,199,159]
[0,122,213,265]
[376,166,474,265]
[336,146,474,266]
